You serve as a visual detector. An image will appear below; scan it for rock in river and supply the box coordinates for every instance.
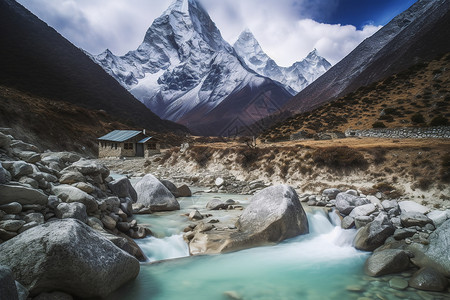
[0,219,139,298]
[135,174,180,211]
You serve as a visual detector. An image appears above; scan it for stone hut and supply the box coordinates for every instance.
[98,130,160,158]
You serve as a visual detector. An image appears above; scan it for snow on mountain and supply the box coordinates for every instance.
[233,29,331,95]
[93,0,289,129]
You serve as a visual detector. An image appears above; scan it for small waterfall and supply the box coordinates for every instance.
[136,234,189,262]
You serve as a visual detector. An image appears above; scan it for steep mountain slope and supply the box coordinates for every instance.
[282,0,450,115]
[0,0,187,135]
[261,53,450,142]
[233,30,331,95]
[92,0,293,135]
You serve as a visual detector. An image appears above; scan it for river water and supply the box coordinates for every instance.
[107,188,448,300]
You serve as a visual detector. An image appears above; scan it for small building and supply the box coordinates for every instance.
[98,130,160,158]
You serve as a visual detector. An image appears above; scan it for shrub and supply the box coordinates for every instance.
[311,146,368,171]
[188,146,213,168]
[430,115,448,126]
[236,147,260,169]
[416,178,432,191]
[411,113,425,124]
[372,121,386,128]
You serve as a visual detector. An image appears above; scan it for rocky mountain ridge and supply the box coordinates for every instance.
[233,29,331,95]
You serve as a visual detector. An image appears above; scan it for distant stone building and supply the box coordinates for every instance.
[98,130,160,158]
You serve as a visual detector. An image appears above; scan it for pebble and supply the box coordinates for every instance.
[346,285,364,292]
[389,278,408,290]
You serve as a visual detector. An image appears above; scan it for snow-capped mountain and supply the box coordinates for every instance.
[92,0,295,135]
[233,29,331,95]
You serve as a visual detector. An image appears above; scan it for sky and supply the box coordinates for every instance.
[16,0,417,66]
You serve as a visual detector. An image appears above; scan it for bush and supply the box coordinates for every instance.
[372,121,386,128]
[416,178,433,191]
[188,146,213,168]
[430,115,448,126]
[411,113,425,124]
[312,146,368,171]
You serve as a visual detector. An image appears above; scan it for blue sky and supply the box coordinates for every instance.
[17,0,417,66]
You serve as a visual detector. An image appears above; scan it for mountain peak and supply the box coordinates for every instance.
[307,48,318,57]
[166,0,191,14]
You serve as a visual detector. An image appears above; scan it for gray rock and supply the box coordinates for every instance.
[189,210,203,221]
[0,219,139,298]
[66,159,109,178]
[10,141,39,152]
[72,182,95,194]
[335,198,355,215]
[47,195,62,210]
[364,249,410,276]
[426,210,449,227]
[366,195,381,206]
[41,152,81,168]
[0,185,48,206]
[349,203,376,218]
[0,220,25,232]
[215,177,224,187]
[101,215,117,230]
[354,216,373,229]
[108,177,137,202]
[10,161,33,179]
[409,267,448,292]
[206,199,228,210]
[394,228,416,240]
[345,189,358,196]
[176,184,192,197]
[341,216,355,229]
[389,278,408,290]
[409,219,450,277]
[0,163,9,184]
[0,202,22,214]
[237,185,309,244]
[120,198,133,217]
[335,193,370,215]
[354,213,395,251]
[59,171,85,184]
[17,221,39,234]
[13,151,40,163]
[52,185,98,213]
[0,228,17,240]
[18,177,39,189]
[135,174,180,211]
[0,265,19,300]
[399,201,429,214]
[0,131,12,149]
[87,217,103,231]
[322,188,341,200]
[400,212,433,228]
[104,196,121,211]
[160,179,178,196]
[24,213,44,225]
[55,202,87,223]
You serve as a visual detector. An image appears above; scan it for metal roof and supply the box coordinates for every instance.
[97,130,142,142]
[138,137,153,144]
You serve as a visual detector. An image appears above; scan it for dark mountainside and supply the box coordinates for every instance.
[0,0,187,147]
[282,0,450,115]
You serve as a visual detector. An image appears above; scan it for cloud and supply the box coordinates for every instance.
[17,0,381,65]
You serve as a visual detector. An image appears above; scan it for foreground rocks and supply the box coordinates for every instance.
[188,185,309,255]
[0,219,139,298]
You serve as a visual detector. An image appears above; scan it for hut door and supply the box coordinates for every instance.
[136,144,144,157]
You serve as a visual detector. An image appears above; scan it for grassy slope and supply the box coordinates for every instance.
[261,53,450,141]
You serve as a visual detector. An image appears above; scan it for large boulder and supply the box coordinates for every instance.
[0,265,19,300]
[108,177,137,202]
[134,174,180,211]
[206,199,229,210]
[409,267,448,292]
[237,185,309,244]
[409,219,450,277]
[349,203,376,218]
[0,219,139,298]
[0,185,48,206]
[426,210,449,227]
[322,188,341,200]
[0,163,9,184]
[354,213,395,251]
[364,249,411,276]
[59,171,85,185]
[52,185,98,213]
[66,159,109,178]
[41,152,81,169]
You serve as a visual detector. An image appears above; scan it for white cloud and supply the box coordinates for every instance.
[17,0,381,65]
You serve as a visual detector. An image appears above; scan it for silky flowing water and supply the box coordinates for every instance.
[107,188,447,300]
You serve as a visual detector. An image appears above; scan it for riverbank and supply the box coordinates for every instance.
[98,137,450,210]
